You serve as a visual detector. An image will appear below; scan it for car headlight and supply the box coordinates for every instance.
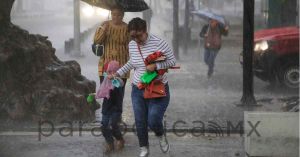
[254,41,269,52]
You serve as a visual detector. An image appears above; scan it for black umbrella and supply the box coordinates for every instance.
[81,0,149,12]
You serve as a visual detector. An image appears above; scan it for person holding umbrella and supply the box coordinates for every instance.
[108,17,176,157]
[84,0,150,155]
[93,6,130,154]
[199,19,229,78]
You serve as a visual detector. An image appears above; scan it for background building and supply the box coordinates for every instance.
[261,0,299,28]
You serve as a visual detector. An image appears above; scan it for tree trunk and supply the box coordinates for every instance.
[183,0,190,54]
[241,0,257,105]
[0,0,15,25]
[173,0,179,60]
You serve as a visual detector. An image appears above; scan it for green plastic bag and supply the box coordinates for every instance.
[87,93,95,104]
[141,71,158,84]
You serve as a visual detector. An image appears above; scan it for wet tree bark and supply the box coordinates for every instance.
[241,0,257,105]
[0,0,96,121]
[0,0,15,25]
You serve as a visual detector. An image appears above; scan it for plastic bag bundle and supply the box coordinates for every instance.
[95,61,120,99]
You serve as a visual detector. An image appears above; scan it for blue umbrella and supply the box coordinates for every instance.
[191,10,226,26]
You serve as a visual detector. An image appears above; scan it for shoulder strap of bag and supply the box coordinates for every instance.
[137,44,147,66]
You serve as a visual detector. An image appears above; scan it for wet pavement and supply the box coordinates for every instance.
[0,132,244,157]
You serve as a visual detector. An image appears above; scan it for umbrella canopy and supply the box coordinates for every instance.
[191,10,226,26]
[81,0,149,12]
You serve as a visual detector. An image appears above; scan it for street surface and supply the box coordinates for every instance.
[0,132,244,157]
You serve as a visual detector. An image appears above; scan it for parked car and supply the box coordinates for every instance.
[241,26,299,89]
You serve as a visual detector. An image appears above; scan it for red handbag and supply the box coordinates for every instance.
[143,80,166,99]
[137,45,166,99]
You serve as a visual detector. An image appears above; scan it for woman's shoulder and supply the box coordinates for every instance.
[129,40,137,47]
[119,22,128,30]
[149,34,166,45]
[120,22,128,30]
[121,21,128,26]
[148,34,161,42]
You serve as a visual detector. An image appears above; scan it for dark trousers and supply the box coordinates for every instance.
[100,76,127,144]
[131,84,170,147]
[204,48,219,74]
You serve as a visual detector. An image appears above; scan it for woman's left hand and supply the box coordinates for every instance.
[107,74,114,80]
[107,73,120,80]
[146,64,157,72]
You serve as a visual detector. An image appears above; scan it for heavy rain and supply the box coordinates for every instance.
[0,0,299,157]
